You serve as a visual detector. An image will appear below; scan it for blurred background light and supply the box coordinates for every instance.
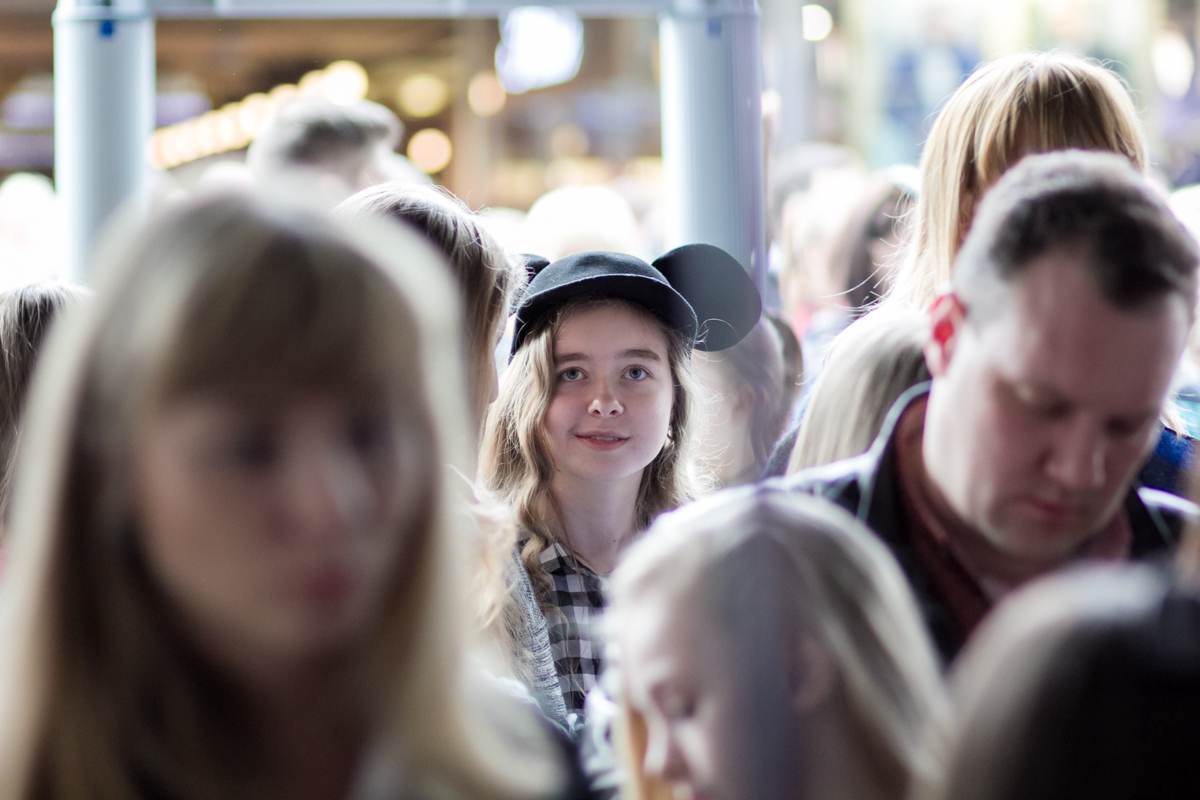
[801,4,833,42]
[468,71,507,117]
[398,73,449,118]
[407,128,453,173]
[321,61,370,105]
[495,7,584,94]
[1154,29,1195,100]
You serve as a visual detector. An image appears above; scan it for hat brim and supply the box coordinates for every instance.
[511,273,698,357]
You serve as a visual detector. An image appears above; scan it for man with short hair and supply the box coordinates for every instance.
[247,97,427,199]
[779,150,1199,663]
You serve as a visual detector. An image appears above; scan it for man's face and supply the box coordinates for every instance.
[923,246,1191,562]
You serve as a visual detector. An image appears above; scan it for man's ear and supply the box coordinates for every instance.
[924,292,967,378]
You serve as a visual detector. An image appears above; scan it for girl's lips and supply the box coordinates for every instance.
[575,433,629,451]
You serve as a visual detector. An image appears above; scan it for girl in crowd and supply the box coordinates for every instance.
[481,246,760,718]
[333,184,568,727]
[610,486,948,800]
[0,195,569,800]
[693,319,789,488]
[917,565,1200,800]
[0,283,87,526]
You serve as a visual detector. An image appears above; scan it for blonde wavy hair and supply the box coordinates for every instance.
[610,487,949,800]
[0,194,562,800]
[480,297,704,602]
[887,51,1147,311]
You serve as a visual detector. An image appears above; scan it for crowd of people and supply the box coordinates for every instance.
[0,49,1197,800]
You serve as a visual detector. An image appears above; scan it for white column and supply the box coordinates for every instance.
[659,0,765,289]
[54,0,155,281]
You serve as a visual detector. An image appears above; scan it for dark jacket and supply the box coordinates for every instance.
[771,383,1198,664]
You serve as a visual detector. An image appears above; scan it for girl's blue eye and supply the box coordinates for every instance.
[560,367,585,382]
[625,366,648,380]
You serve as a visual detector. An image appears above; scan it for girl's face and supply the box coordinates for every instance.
[134,391,410,679]
[621,589,744,800]
[544,302,674,485]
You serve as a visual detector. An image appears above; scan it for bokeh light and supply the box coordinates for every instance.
[398,73,449,118]
[407,128,453,174]
[468,72,507,117]
[801,5,833,42]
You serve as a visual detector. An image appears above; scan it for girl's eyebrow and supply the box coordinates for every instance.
[621,349,663,362]
[555,352,590,365]
[555,349,663,364]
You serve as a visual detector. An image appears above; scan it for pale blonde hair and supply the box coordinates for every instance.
[480,297,704,604]
[888,51,1147,311]
[0,194,561,800]
[610,487,948,800]
[788,309,929,474]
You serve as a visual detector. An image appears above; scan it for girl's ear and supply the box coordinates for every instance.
[790,634,838,712]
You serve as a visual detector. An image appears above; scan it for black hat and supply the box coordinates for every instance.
[511,244,761,357]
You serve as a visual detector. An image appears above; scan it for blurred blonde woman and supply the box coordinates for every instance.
[887,50,1146,311]
[610,487,948,800]
[916,564,1200,800]
[335,183,523,430]
[0,195,568,800]
[333,183,567,726]
[787,309,929,473]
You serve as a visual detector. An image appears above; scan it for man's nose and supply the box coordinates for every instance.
[1045,421,1106,492]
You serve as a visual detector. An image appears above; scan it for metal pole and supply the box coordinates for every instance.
[659,0,765,289]
[54,0,155,281]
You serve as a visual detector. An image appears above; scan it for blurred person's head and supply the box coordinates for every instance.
[336,183,524,431]
[922,151,1196,571]
[917,564,1200,800]
[693,320,788,487]
[521,185,646,261]
[0,194,563,800]
[788,309,930,474]
[764,312,803,414]
[767,143,859,245]
[611,487,947,800]
[890,51,1147,311]
[777,167,867,332]
[0,283,87,524]
[247,98,412,201]
[828,171,918,316]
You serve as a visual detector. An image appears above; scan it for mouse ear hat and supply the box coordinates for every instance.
[510,244,761,357]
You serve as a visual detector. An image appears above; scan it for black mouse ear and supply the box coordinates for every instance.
[652,244,762,351]
[517,254,551,284]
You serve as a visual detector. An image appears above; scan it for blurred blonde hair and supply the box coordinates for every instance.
[913,565,1173,800]
[480,298,704,603]
[788,309,929,474]
[0,195,561,800]
[610,487,948,800]
[334,183,524,432]
[888,51,1147,311]
[0,283,87,524]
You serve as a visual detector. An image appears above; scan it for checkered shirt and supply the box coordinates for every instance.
[537,540,608,716]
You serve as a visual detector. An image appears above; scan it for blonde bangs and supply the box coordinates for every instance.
[157,232,417,402]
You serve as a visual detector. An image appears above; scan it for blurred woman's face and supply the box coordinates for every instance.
[134,391,409,679]
[621,589,745,800]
